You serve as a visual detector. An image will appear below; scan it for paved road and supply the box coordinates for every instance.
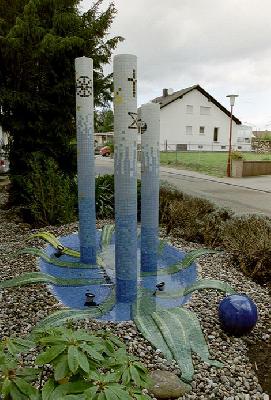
[95,157,271,217]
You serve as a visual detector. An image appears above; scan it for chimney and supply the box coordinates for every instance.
[163,88,168,97]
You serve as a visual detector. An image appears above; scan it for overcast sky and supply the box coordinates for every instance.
[81,0,271,129]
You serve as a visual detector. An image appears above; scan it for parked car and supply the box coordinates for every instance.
[100,146,111,157]
[95,145,103,155]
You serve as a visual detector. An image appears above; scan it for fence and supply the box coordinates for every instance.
[160,141,251,152]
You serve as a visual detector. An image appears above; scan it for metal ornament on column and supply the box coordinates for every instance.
[75,57,96,264]
[140,103,160,273]
[113,54,138,303]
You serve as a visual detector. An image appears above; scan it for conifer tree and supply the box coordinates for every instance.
[0,0,122,204]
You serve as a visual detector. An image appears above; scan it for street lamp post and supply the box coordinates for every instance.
[226,94,239,177]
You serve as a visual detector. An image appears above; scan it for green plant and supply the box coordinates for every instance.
[231,150,243,160]
[164,195,214,241]
[221,214,271,281]
[259,133,271,141]
[198,208,233,246]
[21,153,77,226]
[95,175,141,221]
[95,174,115,219]
[0,327,151,400]
[159,182,184,231]
[1,0,123,205]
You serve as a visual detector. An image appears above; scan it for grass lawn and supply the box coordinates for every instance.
[160,151,271,177]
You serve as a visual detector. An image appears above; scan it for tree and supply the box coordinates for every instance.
[95,108,114,132]
[0,0,28,35]
[0,0,122,204]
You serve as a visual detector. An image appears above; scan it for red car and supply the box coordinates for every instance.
[99,146,111,157]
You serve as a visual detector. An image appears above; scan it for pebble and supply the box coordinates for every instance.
[0,190,270,399]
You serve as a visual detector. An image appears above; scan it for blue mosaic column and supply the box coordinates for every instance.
[75,57,96,264]
[113,54,138,303]
[140,103,160,273]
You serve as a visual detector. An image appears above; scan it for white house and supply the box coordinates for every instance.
[151,85,252,151]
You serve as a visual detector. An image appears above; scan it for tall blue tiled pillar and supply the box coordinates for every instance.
[75,57,96,264]
[113,54,138,303]
[140,103,160,273]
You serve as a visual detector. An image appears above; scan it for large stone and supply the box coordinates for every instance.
[149,370,192,399]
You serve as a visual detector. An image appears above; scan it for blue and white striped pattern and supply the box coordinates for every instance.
[113,54,138,303]
[75,57,96,264]
[140,103,160,273]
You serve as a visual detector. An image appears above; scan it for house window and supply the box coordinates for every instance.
[238,146,242,149]
[177,144,187,151]
[221,145,226,149]
[200,106,211,115]
[186,126,192,135]
[186,105,193,114]
[244,138,250,143]
[198,145,203,149]
[199,126,205,134]
[213,127,219,142]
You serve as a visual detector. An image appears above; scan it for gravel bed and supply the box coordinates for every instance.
[0,188,270,399]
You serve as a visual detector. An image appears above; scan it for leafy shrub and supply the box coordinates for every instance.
[231,150,243,160]
[169,196,215,242]
[0,326,151,400]
[159,182,184,232]
[221,215,271,281]
[21,153,77,227]
[159,183,271,281]
[198,208,233,246]
[160,183,216,241]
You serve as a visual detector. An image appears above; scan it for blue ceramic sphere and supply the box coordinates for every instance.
[218,294,258,336]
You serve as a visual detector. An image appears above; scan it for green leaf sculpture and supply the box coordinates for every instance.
[135,306,223,383]
[18,247,96,269]
[31,232,80,258]
[155,279,236,299]
[33,289,116,331]
[100,224,115,249]
[141,248,221,277]
[0,272,104,289]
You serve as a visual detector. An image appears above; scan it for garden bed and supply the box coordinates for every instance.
[0,188,270,399]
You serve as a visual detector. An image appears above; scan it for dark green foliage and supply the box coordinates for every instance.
[20,153,77,226]
[0,0,123,204]
[0,326,151,399]
[221,214,271,282]
[0,0,28,35]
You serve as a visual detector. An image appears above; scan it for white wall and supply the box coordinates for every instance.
[159,89,243,151]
